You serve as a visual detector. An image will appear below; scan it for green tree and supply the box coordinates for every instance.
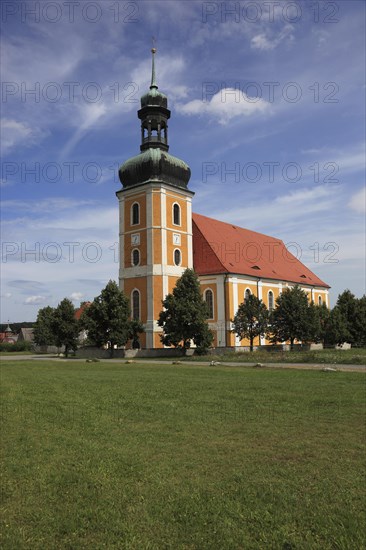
[81,280,131,357]
[336,290,358,344]
[128,319,145,349]
[315,303,331,345]
[232,294,269,351]
[353,296,366,347]
[52,299,79,357]
[158,269,214,354]
[324,306,350,346]
[33,306,56,347]
[269,285,311,350]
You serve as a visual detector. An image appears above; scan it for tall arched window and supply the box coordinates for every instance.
[131,203,139,225]
[173,203,181,226]
[204,289,214,319]
[174,249,182,266]
[131,249,140,267]
[244,288,251,303]
[132,290,140,320]
[268,291,274,311]
[318,296,322,306]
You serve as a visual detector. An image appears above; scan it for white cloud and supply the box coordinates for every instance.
[251,24,295,51]
[348,187,366,214]
[1,118,32,153]
[24,296,46,305]
[178,89,270,125]
[70,292,84,302]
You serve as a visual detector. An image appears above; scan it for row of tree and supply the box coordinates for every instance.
[33,281,144,357]
[33,270,365,356]
[233,287,366,351]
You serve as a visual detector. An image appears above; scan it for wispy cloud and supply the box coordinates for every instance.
[348,187,366,214]
[24,295,47,305]
[178,89,270,125]
[251,24,295,51]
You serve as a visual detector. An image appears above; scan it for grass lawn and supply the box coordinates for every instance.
[1,360,365,549]
[0,351,35,357]
[182,348,366,366]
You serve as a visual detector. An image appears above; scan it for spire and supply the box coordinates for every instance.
[150,47,157,89]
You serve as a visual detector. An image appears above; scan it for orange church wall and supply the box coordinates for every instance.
[154,332,163,348]
[124,232,147,268]
[262,286,280,308]
[165,194,187,232]
[167,232,188,268]
[152,191,161,227]
[237,283,257,305]
[124,194,147,231]
[200,283,217,321]
[153,276,164,318]
[153,228,162,264]
[168,276,179,294]
[123,278,148,323]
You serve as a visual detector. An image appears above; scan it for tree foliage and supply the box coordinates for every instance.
[335,290,366,346]
[80,280,132,357]
[232,294,269,351]
[323,306,350,346]
[52,299,79,357]
[33,306,56,347]
[128,319,145,349]
[269,285,312,350]
[158,269,214,354]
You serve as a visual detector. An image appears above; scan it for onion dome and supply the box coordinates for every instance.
[119,148,191,189]
[119,48,191,190]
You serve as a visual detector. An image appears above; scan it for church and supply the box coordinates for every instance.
[117,49,330,350]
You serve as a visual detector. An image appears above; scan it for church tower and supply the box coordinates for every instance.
[117,49,194,348]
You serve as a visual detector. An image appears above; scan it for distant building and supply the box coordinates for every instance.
[17,328,34,343]
[0,324,18,344]
[117,49,330,349]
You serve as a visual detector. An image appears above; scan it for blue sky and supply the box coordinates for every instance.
[1,0,365,322]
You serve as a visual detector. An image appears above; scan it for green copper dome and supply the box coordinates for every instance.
[119,148,191,189]
[140,86,168,109]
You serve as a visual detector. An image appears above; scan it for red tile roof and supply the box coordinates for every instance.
[74,302,91,320]
[192,213,330,288]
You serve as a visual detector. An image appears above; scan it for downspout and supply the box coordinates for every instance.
[224,273,228,347]
[256,277,261,348]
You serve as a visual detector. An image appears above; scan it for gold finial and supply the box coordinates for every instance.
[151,36,157,54]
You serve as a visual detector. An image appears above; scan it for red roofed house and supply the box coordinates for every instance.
[117,50,329,349]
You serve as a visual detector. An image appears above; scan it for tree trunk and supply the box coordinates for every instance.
[250,337,254,352]
[65,345,69,358]
[290,338,294,351]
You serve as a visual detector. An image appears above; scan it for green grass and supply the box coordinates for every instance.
[184,348,366,366]
[1,360,365,549]
[0,351,35,356]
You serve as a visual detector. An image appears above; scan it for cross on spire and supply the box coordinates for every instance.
[151,37,157,89]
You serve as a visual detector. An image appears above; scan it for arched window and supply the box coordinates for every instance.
[244,288,251,303]
[131,249,140,267]
[318,296,322,306]
[131,202,139,225]
[173,203,181,226]
[268,291,274,311]
[132,290,140,320]
[204,289,214,319]
[174,249,182,266]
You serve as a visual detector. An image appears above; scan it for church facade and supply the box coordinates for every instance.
[117,50,330,350]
